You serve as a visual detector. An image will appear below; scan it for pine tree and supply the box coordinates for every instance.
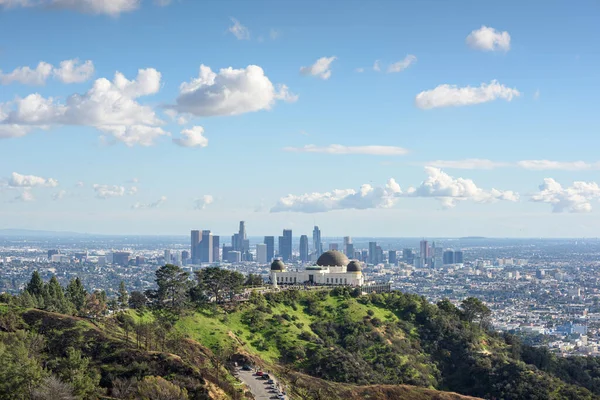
[26,271,44,297]
[66,278,87,313]
[117,281,129,310]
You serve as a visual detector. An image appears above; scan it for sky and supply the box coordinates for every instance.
[0,0,599,238]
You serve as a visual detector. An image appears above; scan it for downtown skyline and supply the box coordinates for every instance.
[0,0,599,237]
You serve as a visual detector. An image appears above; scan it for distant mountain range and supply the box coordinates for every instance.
[0,229,93,237]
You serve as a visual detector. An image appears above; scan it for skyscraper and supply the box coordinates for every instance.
[164,249,171,264]
[232,233,240,251]
[343,236,352,257]
[388,250,397,265]
[299,235,309,262]
[443,250,455,265]
[403,248,414,265]
[256,243,267,264]
[420,239,429,263]
[454,250,464,264]
[312,226,322,255]
[281,229,292,261]
[369,241,378,264]
[345,243,354,259]
[328,243,339,251]
[191,230,200,262]
[239,221,247,254]
[213,235,220,262]
[264,236,274,262]
[200,230,213,263]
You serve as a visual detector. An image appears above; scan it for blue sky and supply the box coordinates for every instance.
[0,0,599,237]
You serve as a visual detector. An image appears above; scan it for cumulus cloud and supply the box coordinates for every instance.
[466,26,511,52]
[271,179,402,213]
[406,167,519,209]
[92,184,136,199]
[426,159,510,170]
[13,189,35,202]
[0,0,140,15]
[52,190,67,200]
[0,68,167,145]
[415,80,520,109]
[283,144,409,156]
[9,172,58,187]
[300,56,336,80]
[373,60,381,72]
[228,17,250,40]
[531,178,600,213]
[132,195,167,209]
[0,62,53,85]
[172,126,208,148]
[53,59,95,83]
[194,195,214,210]
[387,55,417,73]
[271,167,518,213]
[75,181,85,187]
[171,64,296,117]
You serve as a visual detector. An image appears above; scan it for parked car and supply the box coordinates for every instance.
[256,371,264,376]
[242,365,252,371]
[262,374,270,380]
[267,379,274,384]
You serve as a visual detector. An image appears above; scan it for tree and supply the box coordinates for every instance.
[117,281,129,310]
[32,376,76,400]
[83,291,106,319]
[244,273,263,286]
[153,264,191,313]
[116,312,136,344]
[66,278,87,313]
[195,267,245,304]
[210,343,233,387]
[460,297,491,325]
[135,376,188,400]
[44,276,73,315]
[49,347,100,399]
[26,271,44,297]
[129,291,148,310]
[0,337,47,399]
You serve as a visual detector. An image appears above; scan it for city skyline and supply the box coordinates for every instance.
[1,1,599,237]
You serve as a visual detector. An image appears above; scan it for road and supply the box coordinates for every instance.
[236,368,286,400]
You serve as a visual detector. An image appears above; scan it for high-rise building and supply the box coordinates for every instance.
[403,248,414,265]
[112,251,131,266]
[222,245,233,261]
[181,250,190,264]
[369,241,378,264]
[213,235,220,262]
[280,229,292,261]
[227,251,241,263]
[343,236,352,257]
[361,249,368,262]
[239,221,248,255]
[299,235,309,262]
[345,243,354,259]
[232,233,240,251]
[264,236,275,262]
[256,243,267,264]
[454,250,464,264]
[388,250,397,265]
[47,249,59,260]
[443,250,455,265]
[164,249,171,264]
[433,245,444,268]
[328,243,339,251]
[200,230,213,263]
[191,230,200,262]
[312,226,323,255]
[420,240,429,263]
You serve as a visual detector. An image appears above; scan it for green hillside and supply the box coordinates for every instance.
[3,266,600,400]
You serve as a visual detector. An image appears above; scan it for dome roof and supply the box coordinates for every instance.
[271,259,285,271]
[316,250,349,267]
[347,260,362,272]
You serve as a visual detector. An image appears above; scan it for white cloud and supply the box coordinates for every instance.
[283,144,409,156]
[132,195,166,209]
[531,178,600,213]
[75,181,84,187]
[387,55,417,73]
[271,178,402,213]
[154,0,171,5]
[13,189,35,202]
[533,89,540,100]
[0,62,53,85]
[52,190,67,200]
[300,56,336,80]
[194,194,213,210]
[269,28,280,40]
[466,25,511,52]
[0,68,167,145]
[0,59,94,85]
[171,64,296,117]
[406,167,519,209]
[8,172,58,187]
[373,60,381,72]
[415,80,520,109]
[172,126,208,148]
[355,67,365,73]
[228,17,249,40]
[517,160,600,171]
[53,59,94,83]
[0,0,140,15]
[93,184,136,199]
[426,159,509,170]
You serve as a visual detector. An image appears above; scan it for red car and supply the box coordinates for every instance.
[256,371,264,376]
